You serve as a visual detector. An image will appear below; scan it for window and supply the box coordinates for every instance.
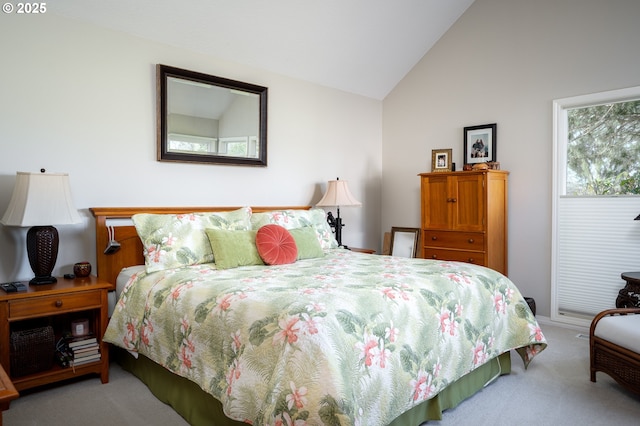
[566,100,640,195]
[168,133,217,153]
[552,86,640,327]
[218,136,259,158]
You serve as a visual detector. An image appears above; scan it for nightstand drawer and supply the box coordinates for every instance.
[8,291,102,319]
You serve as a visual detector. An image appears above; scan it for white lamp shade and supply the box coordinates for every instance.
[316,179,362,207]
[1,172,81,227]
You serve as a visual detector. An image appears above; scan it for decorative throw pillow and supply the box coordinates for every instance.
[255,224,298,265]
[132,207,252,272]
[204,229,264,270]
[250,208,338,249]
[289,227,325,260]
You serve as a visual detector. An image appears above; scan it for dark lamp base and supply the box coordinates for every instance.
[27,225,60,286]
[29,276,58,285]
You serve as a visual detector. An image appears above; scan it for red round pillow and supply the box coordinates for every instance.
[255,224,298,265]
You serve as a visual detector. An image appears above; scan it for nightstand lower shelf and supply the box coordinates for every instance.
[10,359,106,392]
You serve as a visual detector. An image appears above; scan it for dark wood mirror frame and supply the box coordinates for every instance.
[157,64,268,166]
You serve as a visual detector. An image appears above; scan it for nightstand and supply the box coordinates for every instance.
[0,276,111,391]
[349,247,376,254]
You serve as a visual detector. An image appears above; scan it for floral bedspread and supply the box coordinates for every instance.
[104,249,546,426]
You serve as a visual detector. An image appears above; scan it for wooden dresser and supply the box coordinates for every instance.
[418,170,509,275]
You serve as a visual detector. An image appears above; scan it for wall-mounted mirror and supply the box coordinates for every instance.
[157,64,268,166]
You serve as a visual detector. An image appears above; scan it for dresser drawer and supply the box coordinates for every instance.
[423,230,484,250]
[422,248,486,266]
[8,291,102,319]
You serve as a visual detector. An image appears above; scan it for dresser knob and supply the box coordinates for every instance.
[431,255,437,259]
[55,300,63,308]
[431,236,437,240]
[468,239,474,243]
[467,258,474,263]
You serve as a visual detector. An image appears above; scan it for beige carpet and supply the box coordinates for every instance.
[430,321,640,425]
[4,322,640,425]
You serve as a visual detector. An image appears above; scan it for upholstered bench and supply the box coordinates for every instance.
[590,307,640,395]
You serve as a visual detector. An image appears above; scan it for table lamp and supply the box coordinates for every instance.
[1,170,81,285]
[316,177,362,248]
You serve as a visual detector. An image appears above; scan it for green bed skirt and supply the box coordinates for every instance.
[115,349,511,425]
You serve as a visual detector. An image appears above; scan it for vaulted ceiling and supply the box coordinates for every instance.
[53,0,475,100]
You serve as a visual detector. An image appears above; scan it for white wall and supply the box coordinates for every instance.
[382,0,640,317]
[0,14,382,281]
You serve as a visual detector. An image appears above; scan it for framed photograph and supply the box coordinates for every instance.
[390,227,421,258]
[431,148,452,172]
[463,123,497,164]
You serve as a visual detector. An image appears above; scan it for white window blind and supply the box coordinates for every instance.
[554,196,640,324]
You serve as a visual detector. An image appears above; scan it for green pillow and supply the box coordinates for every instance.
[205,229,264,270]
[289,227,325,260]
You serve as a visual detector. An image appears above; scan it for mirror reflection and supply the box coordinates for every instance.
[157,64,268,166]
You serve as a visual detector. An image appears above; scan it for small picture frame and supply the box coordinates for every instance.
[390,227,421,258]
[463,123,497,164]
[431,148,452,172]
[71,318,90,337]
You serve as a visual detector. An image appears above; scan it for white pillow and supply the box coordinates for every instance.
[132,207,252,272]
[250,208,338,249]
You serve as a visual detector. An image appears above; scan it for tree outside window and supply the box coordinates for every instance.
[566,100,640,195]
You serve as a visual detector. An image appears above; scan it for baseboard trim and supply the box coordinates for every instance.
[536,315,589,333]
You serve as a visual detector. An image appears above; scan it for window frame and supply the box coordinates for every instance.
[551,85,640,327]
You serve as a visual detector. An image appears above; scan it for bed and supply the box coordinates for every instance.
[91,206,546,426]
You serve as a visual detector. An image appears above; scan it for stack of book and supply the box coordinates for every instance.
[66,335,101,366]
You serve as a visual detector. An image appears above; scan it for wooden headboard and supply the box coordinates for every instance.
[90,206,311,286]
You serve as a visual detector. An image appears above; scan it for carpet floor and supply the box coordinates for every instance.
[4,321,640,425]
